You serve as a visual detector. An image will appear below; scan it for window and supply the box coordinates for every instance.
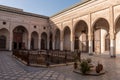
[3,22,6,25]
[34,25,36,28]
[43,26,46,29]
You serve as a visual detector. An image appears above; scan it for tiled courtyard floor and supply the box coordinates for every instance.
[50,54,120,80]
[0,51,120,80]
[0,51,72,80]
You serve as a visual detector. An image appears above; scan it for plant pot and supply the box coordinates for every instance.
[74,62,78,69]
[96,63,103,73]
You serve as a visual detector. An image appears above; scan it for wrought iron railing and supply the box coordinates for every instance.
[12,50,77,67]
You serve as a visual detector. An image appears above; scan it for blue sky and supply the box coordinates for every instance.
[0,0,81,16]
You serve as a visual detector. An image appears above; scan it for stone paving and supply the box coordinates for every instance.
[1,51,120,80]
[50,53,120,80]
[0,51,72,80]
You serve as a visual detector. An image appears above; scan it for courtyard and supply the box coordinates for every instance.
[0,51,119,80]
[1,0,120,80]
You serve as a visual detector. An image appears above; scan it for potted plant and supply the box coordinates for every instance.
[74,62,78,69]
[96,62,103,73]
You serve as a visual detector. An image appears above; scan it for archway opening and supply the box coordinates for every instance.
[55,29,60,50]
[74,20,88,52]
[93,18,109,54]
[13,26,28,50]
[63,26,71,51]
[49,32,53,50]
[115,17,120,54]
[41,32,47,50]
[0,35,6,50]
[31,31,38,50]
[0,28,9,50]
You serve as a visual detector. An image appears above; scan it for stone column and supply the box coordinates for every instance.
[47,37,50,50]
[110,39,116,57]
[71,31,74,52]
[60,40,63,51]
[38,36,41,50]
[109,6,116,57]
[52,40,55,50]
[60,31,63,51]
[9,31,13,51]
[27,33,31,50]
[88,40,93,55]
[71,41,74,52]
[88,34,93,55]
[88,13,93,55]
[52,34,55,50]
[47,33,50,50]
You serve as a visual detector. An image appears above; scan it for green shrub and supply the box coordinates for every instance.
[80,59,90,74]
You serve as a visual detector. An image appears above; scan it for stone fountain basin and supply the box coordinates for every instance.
[73,69,106,76]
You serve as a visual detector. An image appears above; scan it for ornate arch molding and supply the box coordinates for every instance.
[62,26,71,34]
[12,24,29,33]
[114,15,120,35]
[73,20,89,35]
[91,17,110,33]
[54,27,61,35]
[0,28,10,33]
[31,30,39,36]
[31,31,39,36]
[12,25,29,34]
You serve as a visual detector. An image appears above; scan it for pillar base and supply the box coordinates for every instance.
[9,50,13,52]
[89,53,93,56]
[110,55,116,58]
[89,46,93,55]
[110,47,116,58]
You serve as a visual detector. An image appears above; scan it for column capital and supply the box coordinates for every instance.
[110,33,115,40]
